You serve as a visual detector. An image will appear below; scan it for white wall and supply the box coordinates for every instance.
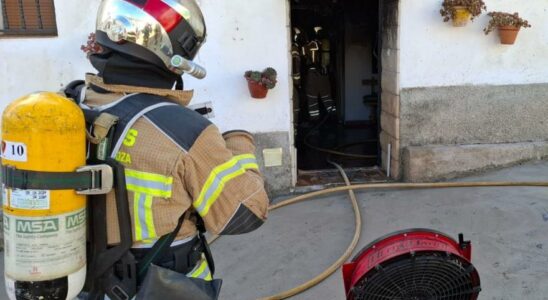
[400,0,548,88]
[344,21,374,122]
[0,0,292,134]
[187,0,291,133]
[0,0,100,110]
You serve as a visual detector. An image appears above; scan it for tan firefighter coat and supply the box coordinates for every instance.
[74,75,270,248]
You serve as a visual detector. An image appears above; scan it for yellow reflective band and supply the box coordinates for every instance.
[201,163,258,216]
[125,169,173,184]
[144,195,156,241]
[133,192,142,241]
[126,184,172,198]
[193,154,256,209]
[189,259,208,278]
[204,272,213,281]
[193,154,259,217]
[133,193,157,243]
[125,169,173,198]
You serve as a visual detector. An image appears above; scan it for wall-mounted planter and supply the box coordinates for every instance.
[441,0,486,28]
[484,12,531,46]
[244,67,277,99]
[452,6,471,27]
[247,80,268,99]
[498,26,520,45]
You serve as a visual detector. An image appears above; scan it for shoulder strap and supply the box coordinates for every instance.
[78,93,178,158]
[72,84,212,155]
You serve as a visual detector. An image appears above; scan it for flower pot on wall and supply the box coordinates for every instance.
[452,6,471,27]
[247,80,268,99]
[498,26,520,45]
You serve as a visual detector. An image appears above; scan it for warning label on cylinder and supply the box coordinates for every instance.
[10,189,50,210]
[3,208,86,281]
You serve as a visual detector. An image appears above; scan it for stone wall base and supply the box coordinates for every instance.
[254,131,293,195]
[403,142,548,182]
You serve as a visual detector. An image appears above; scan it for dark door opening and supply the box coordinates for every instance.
[291,0,384,185]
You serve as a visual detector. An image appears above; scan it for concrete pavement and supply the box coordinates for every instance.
[1,161,548,299]
[212,160,548,299]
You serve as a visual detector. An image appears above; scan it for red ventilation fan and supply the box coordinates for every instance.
[343,229,481,300]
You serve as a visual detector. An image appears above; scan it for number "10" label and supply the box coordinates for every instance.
[1,141,27,162]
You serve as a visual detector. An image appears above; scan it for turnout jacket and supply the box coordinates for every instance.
[73,76,269,247]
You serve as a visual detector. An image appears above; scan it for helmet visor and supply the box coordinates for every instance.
[96,0,175,70]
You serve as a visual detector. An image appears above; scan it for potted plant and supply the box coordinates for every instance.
[244,68,278,99]
[484,12,531,45]
[440,0,486,27]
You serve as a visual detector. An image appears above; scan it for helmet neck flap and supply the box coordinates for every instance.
[90,43,182,90]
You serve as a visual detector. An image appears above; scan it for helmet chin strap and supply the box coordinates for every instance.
[175,77,184,90]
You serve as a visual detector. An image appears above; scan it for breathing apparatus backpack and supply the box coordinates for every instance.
[2,84,219,300]
[1,91,113,300]
[65,81,219,300]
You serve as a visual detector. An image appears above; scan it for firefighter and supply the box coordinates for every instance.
[70,0,269,299]
[292,27,303,129]
[303,27,335,121]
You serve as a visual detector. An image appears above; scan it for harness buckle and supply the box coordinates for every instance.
[76,164,114,195]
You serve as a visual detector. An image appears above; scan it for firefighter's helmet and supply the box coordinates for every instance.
[95,0,206,75]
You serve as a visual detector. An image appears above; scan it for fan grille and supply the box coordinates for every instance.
[351,252,481,300]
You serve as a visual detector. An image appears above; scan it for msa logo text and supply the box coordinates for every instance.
[66,211,86,229]
[16,219,59,234]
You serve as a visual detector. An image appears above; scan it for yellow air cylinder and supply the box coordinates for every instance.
[2,92,87,300]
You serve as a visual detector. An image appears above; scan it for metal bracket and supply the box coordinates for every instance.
[77,164,114,195]
[189,101,215,119]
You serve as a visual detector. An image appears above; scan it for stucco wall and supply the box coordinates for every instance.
[0,0,100,110]
[0,0,292,133]
[185,0,291,134]
[398,0,548,181]
[399,0,548,88]
[0,0,294,192]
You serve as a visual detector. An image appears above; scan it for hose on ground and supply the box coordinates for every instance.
[209,180,548,300]
[258,159,362,300]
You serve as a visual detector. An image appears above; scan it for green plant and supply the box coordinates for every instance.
[81,33,104,57]
[484,12,532,34]
[440,0,486,22]
[245,67,278,90]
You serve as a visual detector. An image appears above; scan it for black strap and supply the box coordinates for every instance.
[137,212,187,281]
[99,94,175,156]
[196,217,216,275]
[63,80,86,103]
[86,159,137,300]
[1,165,99,191]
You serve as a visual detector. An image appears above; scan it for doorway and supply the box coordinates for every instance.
[290,0,385,185]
